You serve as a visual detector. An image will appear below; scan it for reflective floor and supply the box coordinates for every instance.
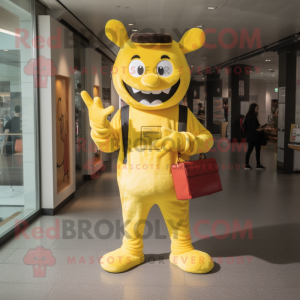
[1,141,300,300]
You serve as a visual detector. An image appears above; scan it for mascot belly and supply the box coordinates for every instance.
[81,20,214,274]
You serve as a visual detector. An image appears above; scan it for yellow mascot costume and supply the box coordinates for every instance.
[81,20,214,274]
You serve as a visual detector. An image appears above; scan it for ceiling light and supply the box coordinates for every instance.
[131,29,138,32]
[0,28,20,37]
[128,23,135,26]
[272,75,275,77]
[265,59,271,62]
[202,78,205,79]
[207,6,217,9]
[196,25,204,28]
[269,69,272,71]
[3,50,8,51]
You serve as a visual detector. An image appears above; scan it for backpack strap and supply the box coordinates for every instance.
[177,105,188,162]
[121,104,188,164]
[178,105,188,132]
[121,105,129,164]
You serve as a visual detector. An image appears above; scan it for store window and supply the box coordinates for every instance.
[73,33,88,188]
[0,0,39,239]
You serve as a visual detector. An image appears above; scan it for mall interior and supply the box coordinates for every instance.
[0,0,300,299]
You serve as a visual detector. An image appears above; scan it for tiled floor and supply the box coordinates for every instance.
[1,141,300,300]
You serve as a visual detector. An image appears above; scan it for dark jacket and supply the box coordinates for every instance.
[245,114,260,143]
[4,116,21,142]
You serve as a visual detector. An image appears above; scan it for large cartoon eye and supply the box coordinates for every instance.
[157,60,173,77]
[129,59,145,77]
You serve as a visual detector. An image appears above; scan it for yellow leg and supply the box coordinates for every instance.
[157,193,214,274]
[101,192,153,273]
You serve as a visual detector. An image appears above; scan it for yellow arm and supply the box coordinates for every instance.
[183,108,214,155]
[80,91,121,153]
[153,108,214,158]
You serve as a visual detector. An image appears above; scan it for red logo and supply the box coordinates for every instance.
[23,246,56,277]
[24,56,57,88]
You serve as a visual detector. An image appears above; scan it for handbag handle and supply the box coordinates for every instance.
[177,152,206,163]
[199,153,207,160]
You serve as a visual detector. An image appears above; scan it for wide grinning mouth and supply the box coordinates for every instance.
[123,80,180,106]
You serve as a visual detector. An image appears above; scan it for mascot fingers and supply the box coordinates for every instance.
[94,97,104,109]
[80,91,93,107]
[155,141,174,158]
[103,105,115,116]
[161,127,176,137]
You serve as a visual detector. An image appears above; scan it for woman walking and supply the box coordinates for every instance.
[244,103,266,170]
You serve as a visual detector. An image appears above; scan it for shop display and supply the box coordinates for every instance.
[288,124,300,152]
[213,97,225,121]
[291,125,298,143]
[271,99,278,115]
[55,75,70,192]
[296,125,300,144]
[102,88,111,100]
[81,20,215,274]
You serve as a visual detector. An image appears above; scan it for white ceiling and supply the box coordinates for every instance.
[192,51,279,83]
[41,0,300,72]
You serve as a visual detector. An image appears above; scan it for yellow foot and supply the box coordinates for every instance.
[100,248,144,273]
[170,250,214,274]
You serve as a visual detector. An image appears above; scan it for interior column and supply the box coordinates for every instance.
[228,64,250,142]
[205,73,222,134]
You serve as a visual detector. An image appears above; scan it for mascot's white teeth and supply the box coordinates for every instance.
[140,100,162,106]
[132,87,171,95]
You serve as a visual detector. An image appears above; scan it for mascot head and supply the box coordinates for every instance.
[106,20,205,111]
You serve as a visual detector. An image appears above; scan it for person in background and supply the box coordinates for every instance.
[4,116,10,127]
[197,103,204,116]
[244,103,266,170]
[3,105,22,154]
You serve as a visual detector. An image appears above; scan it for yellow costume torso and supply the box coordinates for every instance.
[117,105,179,198]
[110,105,212,198]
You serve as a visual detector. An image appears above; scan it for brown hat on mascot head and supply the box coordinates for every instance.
[130,33,172,45]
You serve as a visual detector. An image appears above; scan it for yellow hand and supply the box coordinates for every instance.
[80,91,114,129]
[152,127,187,158]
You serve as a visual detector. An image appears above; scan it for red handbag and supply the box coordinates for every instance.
[171,153,223,200]
[15,139,23,153]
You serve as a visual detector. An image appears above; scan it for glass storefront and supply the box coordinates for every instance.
[73,33,88,187]
[0,0,39,238]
